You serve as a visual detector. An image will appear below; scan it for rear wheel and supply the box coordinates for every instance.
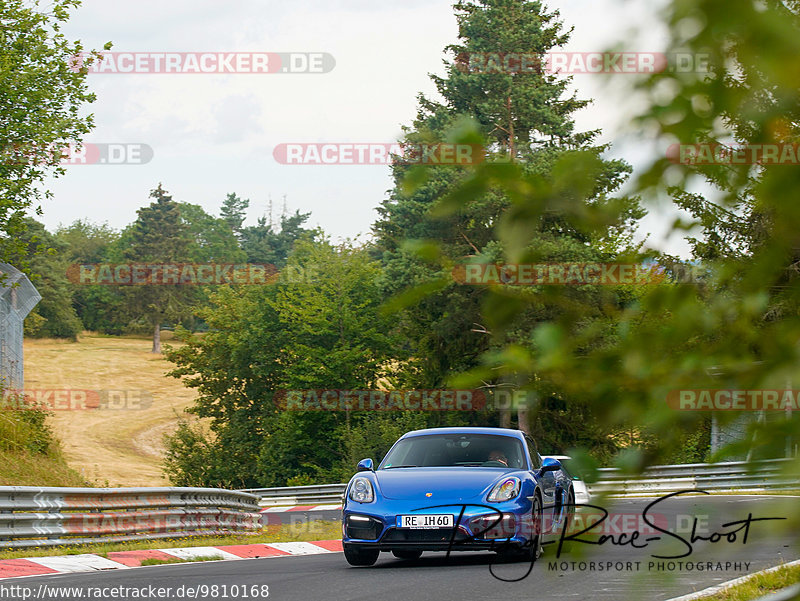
[343,544,380,566]
[392,550,422,560]
[564,491,575,531]
[555,490,576,553]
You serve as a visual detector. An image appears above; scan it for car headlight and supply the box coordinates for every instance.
[348,477,374,503]
[487,477,521,502]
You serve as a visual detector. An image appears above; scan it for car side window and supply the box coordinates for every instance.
[524,436,541,470]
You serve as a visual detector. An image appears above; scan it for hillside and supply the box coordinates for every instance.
[21,334,200,486]
[0,408,87,487]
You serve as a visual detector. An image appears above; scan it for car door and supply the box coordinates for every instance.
[525,435,557,507]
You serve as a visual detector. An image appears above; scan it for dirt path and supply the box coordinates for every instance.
[23,335,201,486]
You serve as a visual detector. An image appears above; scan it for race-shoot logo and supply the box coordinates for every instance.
[446,491,785,582]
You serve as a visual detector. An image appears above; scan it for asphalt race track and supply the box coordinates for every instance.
[8,496,799,601]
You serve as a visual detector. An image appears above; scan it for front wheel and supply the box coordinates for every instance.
[526,493,543,562]
[343,544,380,566]
[497,494,542,563]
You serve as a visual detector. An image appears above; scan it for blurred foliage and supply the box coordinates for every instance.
[162,0,800,488]
[373,0,645,462]
[392,0,800,478]
[10,0,796,497]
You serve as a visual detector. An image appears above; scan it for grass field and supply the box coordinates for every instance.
[22,333,200,486]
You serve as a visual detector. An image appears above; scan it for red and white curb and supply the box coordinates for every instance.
[0,540,343,580]
[260,504,342,513]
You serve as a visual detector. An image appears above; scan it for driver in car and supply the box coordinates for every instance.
[487,450,508,466]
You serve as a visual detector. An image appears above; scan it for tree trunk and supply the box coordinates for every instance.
[506,95,515,160]
[517,405,529,434]
[499,408,511,428]
[497,380,512,428]
[152,322,161,354]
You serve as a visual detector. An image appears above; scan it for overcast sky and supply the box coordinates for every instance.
[44,0,691,256]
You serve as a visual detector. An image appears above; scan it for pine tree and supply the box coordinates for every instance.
[220,192,249,236]
[241,210,316,267]
[123,184,194,353]
[374,0,641,434]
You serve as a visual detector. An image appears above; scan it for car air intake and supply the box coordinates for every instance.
[345,515,382,540]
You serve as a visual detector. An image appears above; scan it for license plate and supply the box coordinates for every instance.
[396,514,454,529]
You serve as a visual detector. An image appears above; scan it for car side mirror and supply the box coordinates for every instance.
[357,458,374,472]
[540,457,561,474]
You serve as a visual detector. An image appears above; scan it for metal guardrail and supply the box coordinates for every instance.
[243,458,799,507]
[0,487,261,548]
[588,458,797,496]
[243,484,346,507]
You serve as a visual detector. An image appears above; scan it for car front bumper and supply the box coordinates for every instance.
[342,497,535,552]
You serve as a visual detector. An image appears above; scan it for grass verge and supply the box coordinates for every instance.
[700,563,800,600]
[0,449,88,487]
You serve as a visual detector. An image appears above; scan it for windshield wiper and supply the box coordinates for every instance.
[384,465,418,469]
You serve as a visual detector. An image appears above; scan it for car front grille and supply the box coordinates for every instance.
[381,527,470,544]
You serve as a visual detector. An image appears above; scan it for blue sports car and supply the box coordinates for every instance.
[341,426,574,566]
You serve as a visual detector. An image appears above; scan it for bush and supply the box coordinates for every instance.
[0,406,55,455]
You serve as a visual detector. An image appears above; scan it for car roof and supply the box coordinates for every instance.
[400,426,526,440]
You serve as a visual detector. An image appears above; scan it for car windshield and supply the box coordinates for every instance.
[380,433,526,469]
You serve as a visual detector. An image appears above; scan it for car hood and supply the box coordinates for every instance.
[374,467,519,501]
